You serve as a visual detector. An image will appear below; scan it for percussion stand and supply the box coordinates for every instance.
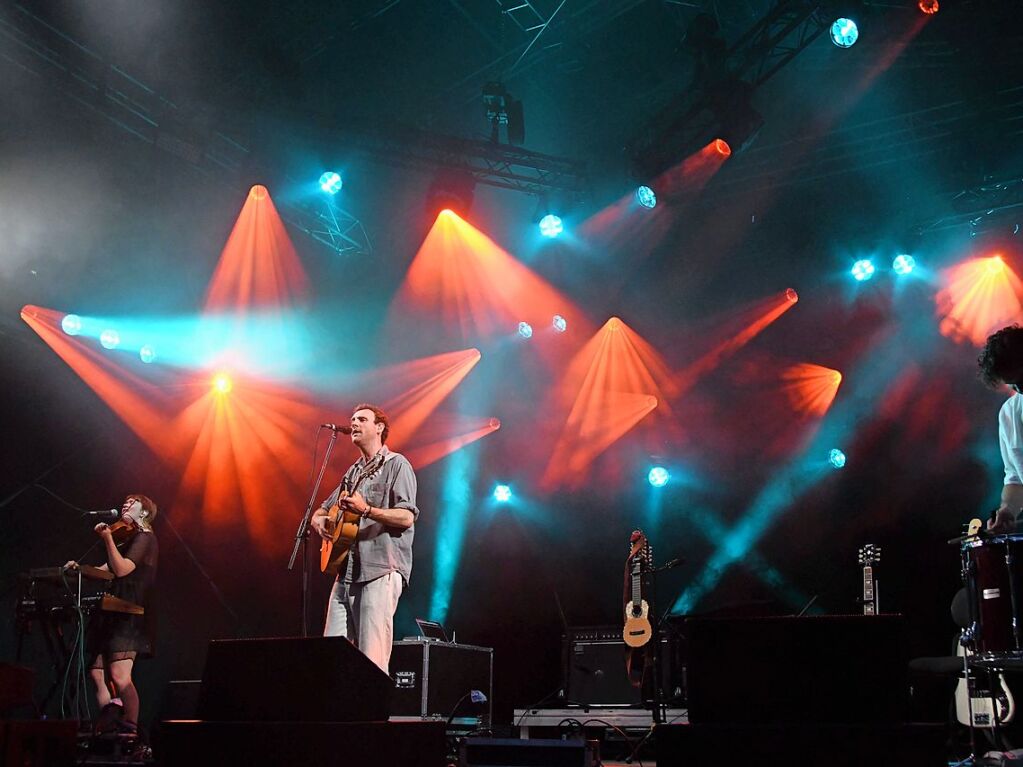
[288,428,341,637]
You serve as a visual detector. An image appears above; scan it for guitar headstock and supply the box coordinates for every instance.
[629,529,651,565]
[858,544,881,567]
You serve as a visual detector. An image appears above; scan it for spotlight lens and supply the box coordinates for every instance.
[713,139,732,157]
[139,345,157,364]
[493,484,512,502]
[99,329,120,349]
[830,18,858,48]
[213,372,233,394]
[851,259,875,281]
[892,254,916,275]
[648,466,670,487]
[785,288,799,303]
[918,0,938,13]
[61,314,82,335]
[319,171,343,194]
[553,314,567,333]
[636,186,657,209]
[828,449,847,469]
[518,321,533,339]
[539,214,564,238]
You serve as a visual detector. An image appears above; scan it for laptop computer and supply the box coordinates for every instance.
[414,618,450,642]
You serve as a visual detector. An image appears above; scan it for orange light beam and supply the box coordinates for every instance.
[21,305,176,461]
[778,364,843,418]
[937,255,1023,347]
[404,417,502,469]
[675,288,799,396]
[543,317,669,489]
[204,184,310,313]
[390,210,592,350]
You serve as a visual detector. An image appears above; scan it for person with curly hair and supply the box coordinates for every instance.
[979,324,1023,532]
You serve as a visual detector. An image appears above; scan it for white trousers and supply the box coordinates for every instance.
[324,571,403,673]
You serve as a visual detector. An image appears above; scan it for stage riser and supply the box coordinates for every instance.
[655,723,947,767]
[156,720,447,767]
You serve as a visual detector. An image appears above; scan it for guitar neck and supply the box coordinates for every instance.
[862,565,875,615]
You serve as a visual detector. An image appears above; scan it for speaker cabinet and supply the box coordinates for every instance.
[684,614,907,724]
[564,627,681,707]
[196,637,391,722]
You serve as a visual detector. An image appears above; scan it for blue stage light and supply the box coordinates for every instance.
[553,315,567,333]
[61,314,82,335]
[892,254,916,275]
[539,214,563,238]
[648,466,670,487]
[830,18,858,48]
[99,329,120,349]
[139,345,157,364]
[493,484,512,502]
[636,186,657,209]
[851,259,875,281]
[828,449,847,469]
[518,321,533,339]
[319,171,343,195]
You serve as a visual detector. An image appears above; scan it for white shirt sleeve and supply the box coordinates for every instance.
[999,398,1023,486]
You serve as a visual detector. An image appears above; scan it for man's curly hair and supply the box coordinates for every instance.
[979,324,1023,388]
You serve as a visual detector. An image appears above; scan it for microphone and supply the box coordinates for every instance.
[321,424,353,434]
[82,509,119,520]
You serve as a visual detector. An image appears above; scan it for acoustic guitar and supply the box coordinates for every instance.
[319,452,386,575]
[623,530,653,648]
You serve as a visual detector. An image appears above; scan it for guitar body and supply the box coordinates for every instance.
[318,453,386,576]
[319,493,362,575]
[955,644,1015,727]
[623,600,652,647]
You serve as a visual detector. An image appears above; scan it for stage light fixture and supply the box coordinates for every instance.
[139,345,157,364]
[318,171,342,195]
[636,186,657,209]
[918,0,938,13]
[851,259,875,281]
[493,484,512,502]
[553,315,567,333]
[212,372,233,394]
[892,254,916,275]
[99,329,120,349]
[61,314,82,335]
[648,466,670,488]
[786,288,799,303]
[426,168,476,218]
[830,18,859,48]
[483,82,525,145]
[539,214,563,238]
[517,321,533,339]
[828,449,847,469]
[713,139,732,157]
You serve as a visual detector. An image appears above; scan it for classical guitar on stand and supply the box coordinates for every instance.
[319,452,386,575]
[623,530,653,648]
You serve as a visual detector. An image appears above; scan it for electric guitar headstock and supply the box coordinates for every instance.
[858,544,881,568]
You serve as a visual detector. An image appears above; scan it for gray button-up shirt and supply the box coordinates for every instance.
[320,446,419,585]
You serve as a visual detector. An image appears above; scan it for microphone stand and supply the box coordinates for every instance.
[288,429,340,638]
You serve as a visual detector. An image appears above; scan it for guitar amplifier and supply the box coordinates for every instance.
[564,626,681,707]
[390,640,493,722]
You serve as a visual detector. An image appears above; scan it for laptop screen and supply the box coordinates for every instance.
[415,618,449,642]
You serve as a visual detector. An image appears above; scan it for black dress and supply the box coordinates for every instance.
[88,532,159,661]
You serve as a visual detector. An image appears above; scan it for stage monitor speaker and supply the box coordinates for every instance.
[196,637,391,722]
[684,614,907,724]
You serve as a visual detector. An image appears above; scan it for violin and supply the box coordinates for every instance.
[101,519,140,546]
